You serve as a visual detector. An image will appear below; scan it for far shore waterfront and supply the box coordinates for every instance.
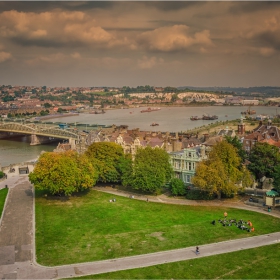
[39,105,279,132]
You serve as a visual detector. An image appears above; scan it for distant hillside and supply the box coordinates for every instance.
[178,86,280,97]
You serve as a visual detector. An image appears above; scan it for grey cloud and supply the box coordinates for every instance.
[0,1,115,13]
[228,2,280,14]
[10,37,71,48]
[256,31,280,50]
[104,27,153,32]
[142,1,204,11]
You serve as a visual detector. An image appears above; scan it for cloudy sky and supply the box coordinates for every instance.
[0,1,280,88]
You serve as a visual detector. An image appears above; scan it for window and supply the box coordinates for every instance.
[189,162,192,170]
[175,161,180,169]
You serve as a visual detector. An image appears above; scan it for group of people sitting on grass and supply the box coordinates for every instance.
[211,218,255,232]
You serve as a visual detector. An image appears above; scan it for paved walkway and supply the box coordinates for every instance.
[0,177,280,279]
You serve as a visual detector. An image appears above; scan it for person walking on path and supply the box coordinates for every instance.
[195,246,200,255]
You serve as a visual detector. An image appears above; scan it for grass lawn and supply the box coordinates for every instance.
[35,189,280,266]
[71,243,280,279]
[0,187,8,217]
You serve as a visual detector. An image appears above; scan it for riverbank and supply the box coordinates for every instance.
[33,112,79,121]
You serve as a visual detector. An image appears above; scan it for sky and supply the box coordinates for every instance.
[0,1,280,88]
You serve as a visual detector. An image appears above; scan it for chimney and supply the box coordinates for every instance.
[171,138,176,152]
[203,133,209,142]
[267,119,272,129]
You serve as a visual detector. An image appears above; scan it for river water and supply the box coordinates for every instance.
[0,106,278,167]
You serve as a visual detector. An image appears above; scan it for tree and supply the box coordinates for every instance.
[131,147,173,194]
[225,135,246,163]
[85,142,127,183]
[273,164,280,192]
[44,102,52,108]
[171,94,178,102]
[40,110,48,116]
[248,142,280,180]
[118,155,133,187]
[29,151,97,196]
[192,141,252,199]
[169,178,186,196]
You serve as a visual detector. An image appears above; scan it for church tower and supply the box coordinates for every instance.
[237,115,245,135]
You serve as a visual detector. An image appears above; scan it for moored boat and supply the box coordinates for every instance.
[89,109,105,114]
[141,107,161,113]
[190,116,201,120]
[202,114,218,120]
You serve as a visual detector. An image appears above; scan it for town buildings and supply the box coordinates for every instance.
[1,84,264,118]
[169,146,208,184]
[242,119,280,152]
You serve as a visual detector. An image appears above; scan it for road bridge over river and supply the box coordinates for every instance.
[0,122,80,145]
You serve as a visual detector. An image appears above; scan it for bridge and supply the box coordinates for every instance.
[0,122,81,146]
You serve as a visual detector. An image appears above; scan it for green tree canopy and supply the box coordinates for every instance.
[248,142,280,180]
[225,135,247,163]
[273,164,280,192]
[192,141,252,199]
[85,142,127,183]
[169,178,186,196]
[131,147,173,194]
[118,155,133,187]
[29,151,97,196]
[44,102,52,108]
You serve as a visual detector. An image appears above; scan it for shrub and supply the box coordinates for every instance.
[0,171,4,179]
[169,178,186,196]
[185,189,216,200]
[221,192,235,198]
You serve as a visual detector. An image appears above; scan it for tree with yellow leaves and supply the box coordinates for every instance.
[29,150,98,196]
[192,141,252,199]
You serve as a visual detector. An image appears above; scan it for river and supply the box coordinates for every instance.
[0,106,278,167]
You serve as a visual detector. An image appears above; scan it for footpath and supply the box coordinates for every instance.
[0,177,280,279]
[93,186,280,217]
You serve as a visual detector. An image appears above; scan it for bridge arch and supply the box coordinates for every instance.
[0,122,80,144]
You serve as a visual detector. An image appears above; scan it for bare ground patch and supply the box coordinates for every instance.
[149,232,165,241]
